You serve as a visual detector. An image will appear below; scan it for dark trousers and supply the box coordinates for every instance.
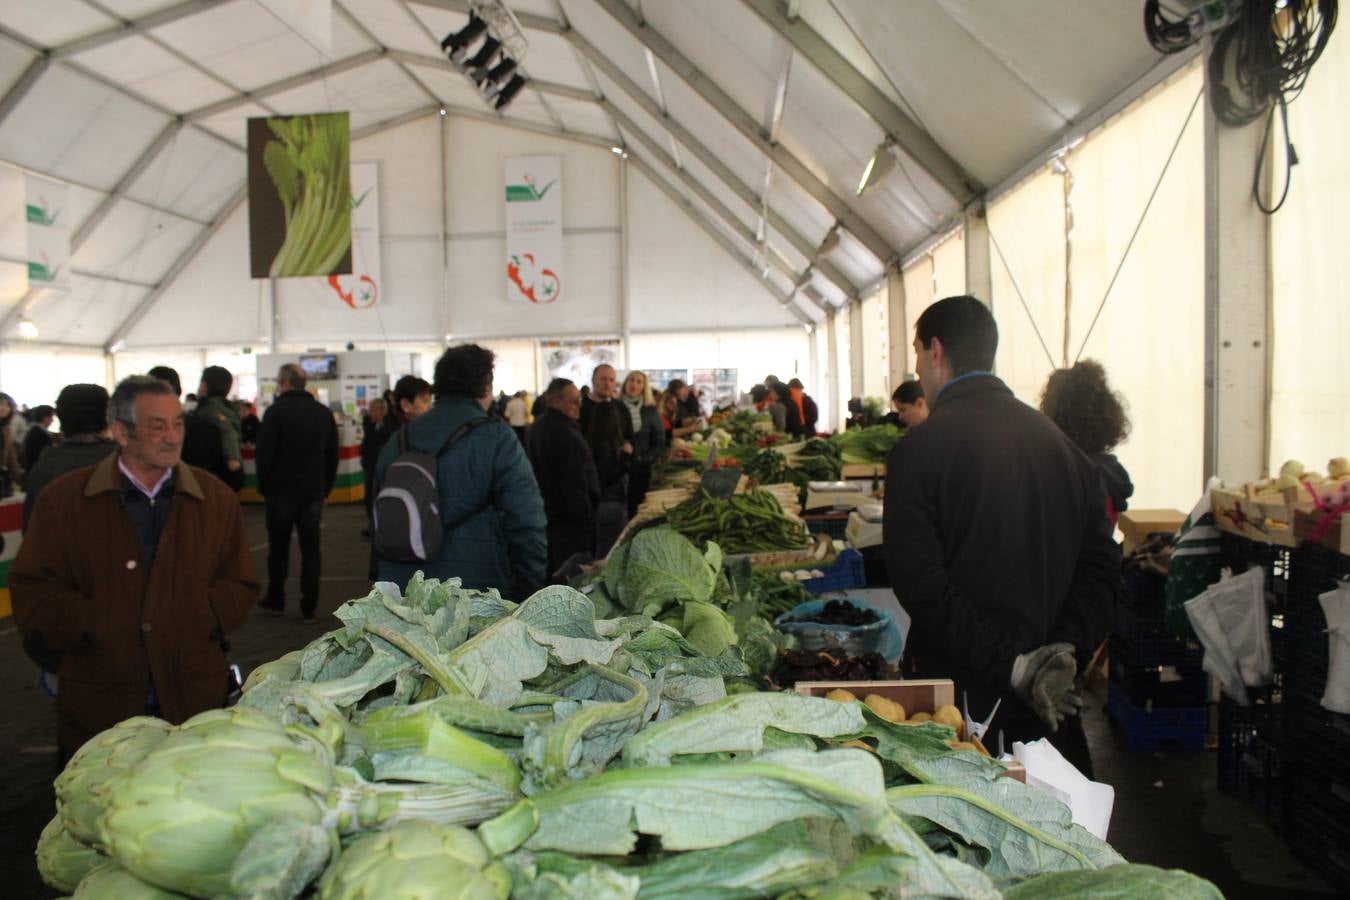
[264,493,324,616]
[626,463,652,519]
[546,522,593,577]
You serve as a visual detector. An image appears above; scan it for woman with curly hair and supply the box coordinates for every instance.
[1040,360,1134,527]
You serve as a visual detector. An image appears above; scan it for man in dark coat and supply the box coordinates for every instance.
[883,295,1120,776]
[527,377,601,574]
[23,386,116,530]
[579,363,635,447]
[255,363,339,622]
[21,404,54,470]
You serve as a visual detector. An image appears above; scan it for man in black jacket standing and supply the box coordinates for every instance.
[526,377,600,574]
[256,363,338,622]
[148,366,243,492]
[883,295,1120,776]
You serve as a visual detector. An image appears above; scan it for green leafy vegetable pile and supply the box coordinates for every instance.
[263,113,351,278]
[38,574,1225,899]
[830,424,905,466]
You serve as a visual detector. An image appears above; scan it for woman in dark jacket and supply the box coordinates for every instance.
[618,370,665,517]
[1041,360,1134,527]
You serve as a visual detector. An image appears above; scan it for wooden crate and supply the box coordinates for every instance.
[794,679,1025,782]
[1211,486,1302,548]
[842,463,885,480]
[1294,507,1350,555]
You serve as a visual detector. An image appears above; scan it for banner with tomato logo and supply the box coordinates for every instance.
[505,155,562,305]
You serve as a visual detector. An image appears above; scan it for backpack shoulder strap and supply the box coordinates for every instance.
[433,415,490,458]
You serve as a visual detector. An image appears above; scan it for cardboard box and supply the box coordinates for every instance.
[793,678,1026,782]
[842,463,885,480]
[1117,508,1186,552]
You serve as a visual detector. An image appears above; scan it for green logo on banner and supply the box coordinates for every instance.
[26,203,59,226]
[28,261,58,282]
[505,177,556,202]
[351,187,372,209]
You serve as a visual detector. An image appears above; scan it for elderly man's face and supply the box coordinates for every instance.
[592,365,617,400]
[116,393,184,473]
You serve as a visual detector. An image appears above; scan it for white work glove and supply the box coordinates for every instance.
[1011,642,1081,732]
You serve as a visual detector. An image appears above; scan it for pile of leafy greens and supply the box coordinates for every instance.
[830,423,905,466]
[41,573,1224,900]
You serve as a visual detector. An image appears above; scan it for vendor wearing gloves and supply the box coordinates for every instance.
[882,295,1120,776]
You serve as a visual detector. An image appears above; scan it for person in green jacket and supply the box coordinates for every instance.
[373,345,547,598]
[195,366,243,477]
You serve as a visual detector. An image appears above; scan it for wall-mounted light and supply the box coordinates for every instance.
[17,318,38,339]
[856,138,896,197]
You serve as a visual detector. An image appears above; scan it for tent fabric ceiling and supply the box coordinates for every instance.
[0,0,1171,347]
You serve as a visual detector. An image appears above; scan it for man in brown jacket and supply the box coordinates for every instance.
[11,375,259,756]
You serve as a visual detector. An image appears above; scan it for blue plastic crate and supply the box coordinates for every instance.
[802,512,850,540]
[1106,681,1207,753]
[802,549,865,593]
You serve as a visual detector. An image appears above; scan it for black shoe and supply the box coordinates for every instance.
[258,600,284,616]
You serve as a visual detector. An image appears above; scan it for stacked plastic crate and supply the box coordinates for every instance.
[1284,542,1350,886]
[1214,533,1293,833]
[1107,562,1209,752]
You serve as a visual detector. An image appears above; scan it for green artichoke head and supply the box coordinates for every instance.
[317,821,511,900]
[37,814,104,893]
[72,862,187,898]
[99,706,336,898]
[55,716,173,848]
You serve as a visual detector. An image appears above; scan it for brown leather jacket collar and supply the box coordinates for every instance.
[82,452,206,501]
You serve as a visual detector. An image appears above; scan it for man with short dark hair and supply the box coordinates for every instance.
[11,376,258,755]
[579,363,634,449]
[393,375,433,423]
[883,295,1120,776]
[149,366,241,491]
[195,365,242,477]
[23,386,115,530]
[527,377,601,573]
[256,363,338,622]
[374,344,546,596]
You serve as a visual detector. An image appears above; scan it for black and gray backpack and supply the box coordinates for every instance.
[373,417,489,562]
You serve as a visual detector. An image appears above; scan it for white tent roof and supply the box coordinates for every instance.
[0,0,1181,347]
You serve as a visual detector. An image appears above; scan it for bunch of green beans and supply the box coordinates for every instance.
[666,488,811,554]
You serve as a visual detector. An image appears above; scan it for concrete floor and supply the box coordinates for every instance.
[0,503,1341,897]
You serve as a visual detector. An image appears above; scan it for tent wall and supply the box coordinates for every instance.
[626,328,810,399]
[1,345,106,411]
[983,63,1205,512]
[1270,25,1350,476]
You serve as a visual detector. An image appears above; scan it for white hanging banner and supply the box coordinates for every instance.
[505,155,563,305]
[326,162,381,308]
[283,162,382,311]
[25,175,70,291]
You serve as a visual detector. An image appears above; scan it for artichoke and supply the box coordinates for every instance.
[73,862,187,898]
[98,707,335,898]
[317,821,511,900]
[55,716,172,847]
[37,814,104,893]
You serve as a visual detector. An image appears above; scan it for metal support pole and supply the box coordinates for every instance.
[268,279,279,352]
[963,203,992,307]
[619,154,631,369]
[1203,50,1272,482]
[439,111,452,345]
[886,261,906,388]
[825,312,841,430]
[848,298,864,402]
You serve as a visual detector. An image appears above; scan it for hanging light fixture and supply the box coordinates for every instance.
[493,74,528,110]
[477,55,518,88]
[856,138,897,197]
[441,13,488,61]
[17,317,38,339]
[463,35,501,73]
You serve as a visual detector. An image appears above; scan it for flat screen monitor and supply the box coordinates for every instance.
[299,353,338,381]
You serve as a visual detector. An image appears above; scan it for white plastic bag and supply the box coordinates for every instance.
[1184,566,1271,704]
[1319,583,1350,714]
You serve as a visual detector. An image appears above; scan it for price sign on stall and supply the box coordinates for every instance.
[699,466,742,499]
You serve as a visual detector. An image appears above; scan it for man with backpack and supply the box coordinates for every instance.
[372,344,547,598]
[256,363,339,622]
